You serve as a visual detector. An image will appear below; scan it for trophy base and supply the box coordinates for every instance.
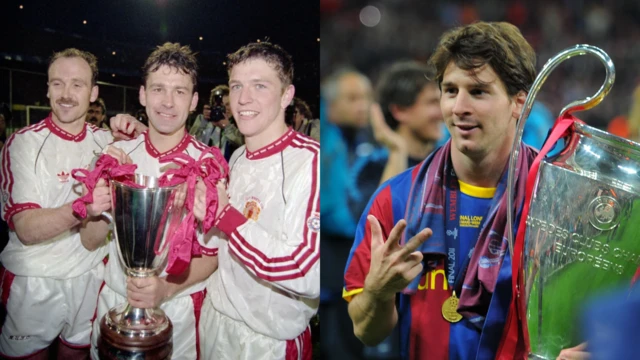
[98,315,173,360]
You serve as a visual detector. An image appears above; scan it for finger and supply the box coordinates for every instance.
[383,219,407,252]
[404,262,424,282]
[129,277,150,288]
[405,251,424,266]
[126,119,136,135]
[109,116,119,132]
[400,227,432,257]
[572,343,588,352]
[367,215,385,252]
[556,343,590,360]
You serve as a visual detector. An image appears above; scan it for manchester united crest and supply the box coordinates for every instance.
[243,197,263,221]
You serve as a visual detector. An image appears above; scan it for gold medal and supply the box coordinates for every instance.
[442,291,463,323]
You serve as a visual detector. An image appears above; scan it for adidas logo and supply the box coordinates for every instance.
[57,171,70,183]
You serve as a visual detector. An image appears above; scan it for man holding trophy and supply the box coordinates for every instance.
[0,48,145,359]
[193,41,320,359]
[88,43,222,360]
[343,22,541,359]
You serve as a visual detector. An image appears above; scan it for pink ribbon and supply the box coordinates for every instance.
[158,147,229,275]
[71,154,139,218]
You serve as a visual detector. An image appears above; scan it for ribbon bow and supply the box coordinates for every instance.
[71,154,139,218]
[158,147,229,275]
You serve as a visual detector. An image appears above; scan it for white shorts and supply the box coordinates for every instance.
[90,284,206,360]
[0,262,104,358]
[199,300,312,360]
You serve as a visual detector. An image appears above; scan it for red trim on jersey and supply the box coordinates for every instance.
[0,265,16,338]
[201,247,219,256]
[90,281,107,325]
[45,114,88,142]
[144,130,190,159]
[226,137,319,281]
[58,336,90,349]
[4,203,41,230]
[189,136,209,153]
[246,128,296,160]
[285,326,312,360]
[191,289,206,360]
[88,278,107,350]
[215,205,247,237]
[1,122,48,224]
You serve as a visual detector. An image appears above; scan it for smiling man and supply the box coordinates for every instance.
[343,22,542,359]
[193,42,320,360]
[0,49,115,359]
[88,42,220,360]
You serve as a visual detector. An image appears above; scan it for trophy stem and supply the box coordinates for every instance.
[106,302,170,337]
[121,303,160,327]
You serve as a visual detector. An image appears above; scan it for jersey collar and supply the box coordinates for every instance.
[144,130,191,159]
[45,113,88,142]
[246,128,295,160]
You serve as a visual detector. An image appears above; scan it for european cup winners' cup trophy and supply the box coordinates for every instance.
[507,45,640,359]
[98,174,184,359]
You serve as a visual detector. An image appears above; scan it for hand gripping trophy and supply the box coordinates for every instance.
[506,45,640,359]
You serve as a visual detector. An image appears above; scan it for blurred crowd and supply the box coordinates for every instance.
[322,0,640,129]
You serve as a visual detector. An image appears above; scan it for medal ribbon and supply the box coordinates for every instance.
[443,163,510,295]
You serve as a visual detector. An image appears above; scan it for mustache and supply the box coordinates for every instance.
[56,97,78,106]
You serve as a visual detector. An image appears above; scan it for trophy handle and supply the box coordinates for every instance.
[101,211,113,223]
[505,44,616,259]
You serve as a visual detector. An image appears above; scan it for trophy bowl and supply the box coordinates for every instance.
[98,174,184,359]
[507,44,640,359]
[524,123,640,358]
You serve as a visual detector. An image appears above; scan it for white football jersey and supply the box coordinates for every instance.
[0,115,112,278]
[104,131,219,298]
[207,129,320,340]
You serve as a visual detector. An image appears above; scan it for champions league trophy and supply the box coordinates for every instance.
[98,174,183,359]
[507,45,640,359]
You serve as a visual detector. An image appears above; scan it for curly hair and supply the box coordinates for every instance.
[142,42,198,92]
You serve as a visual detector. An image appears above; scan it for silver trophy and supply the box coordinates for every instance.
[98,174,183,359]
[507,45,640,359]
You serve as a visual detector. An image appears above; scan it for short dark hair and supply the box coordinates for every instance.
[430,21,536,97]
[227,42,294,88]
[142,42,198,92]
[209,84,230,106]
[49,48,99,85]
[90,98,106,115]
[293,97,312,119]
[376,61,436,130]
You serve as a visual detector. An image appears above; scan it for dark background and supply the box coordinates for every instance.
[0,0,320,132]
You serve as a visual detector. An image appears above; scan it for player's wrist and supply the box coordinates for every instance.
[362,283,395,303]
